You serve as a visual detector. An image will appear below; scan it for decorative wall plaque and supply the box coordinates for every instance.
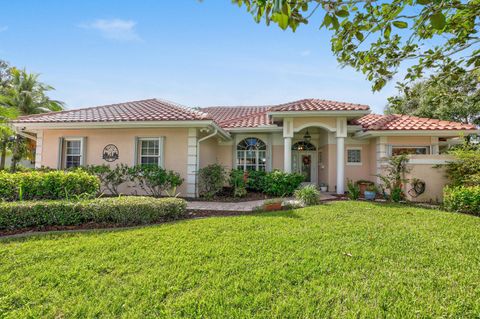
[102,144,119,162]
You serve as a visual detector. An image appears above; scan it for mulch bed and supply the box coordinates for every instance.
[186,188,272,202]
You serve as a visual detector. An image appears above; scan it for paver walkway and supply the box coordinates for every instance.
[187,193,336,212]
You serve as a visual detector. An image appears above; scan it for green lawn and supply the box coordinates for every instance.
[1,202,480,318]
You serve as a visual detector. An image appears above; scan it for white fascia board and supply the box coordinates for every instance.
[268,110,370,118]
[14,120,216,130]
[347,125,362,133]
[225,126,283,133]
[354,129,480,139]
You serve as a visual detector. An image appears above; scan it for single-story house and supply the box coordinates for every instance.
[11,98,479,201]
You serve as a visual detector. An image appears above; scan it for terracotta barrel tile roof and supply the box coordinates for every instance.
[201,106,271,128]
[353,114,477,131]
[270,98,370,112]
[13,99,211,123]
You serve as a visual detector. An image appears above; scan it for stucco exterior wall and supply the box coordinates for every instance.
[292,117,337,132]
[41,128,190,196]
[199,137,218,169]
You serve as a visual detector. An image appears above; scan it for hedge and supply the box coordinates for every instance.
[443,186,480,216]
[0,197,187,230]
[262,170,305,196]
[0,170,100,201]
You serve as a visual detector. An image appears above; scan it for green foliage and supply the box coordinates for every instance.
[85,164,130,196]
[444,185,480,216]
[198,164,226,199]
[0,170,100,201]
[0,197,187,230]
[376,155,410,202]
[262,170,304,197]
[294,184,320,206]
[129,165,183,198]
[346,179,360,200]
[233,0,479,91]
[444,146,480,186]
[245,170,267,192]
[386,70,480,125]
[229,169,247,198]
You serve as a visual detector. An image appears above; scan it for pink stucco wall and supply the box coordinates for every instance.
[41,128,190,195]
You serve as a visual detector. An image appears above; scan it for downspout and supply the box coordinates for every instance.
[196,127,218,197]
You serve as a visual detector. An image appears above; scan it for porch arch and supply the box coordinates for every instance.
[293,122,336,133]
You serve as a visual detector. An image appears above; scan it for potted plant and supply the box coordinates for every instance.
[319,183,328,192]
[364,184,377,200]
[263,198,283,211]
[356,180,373,196]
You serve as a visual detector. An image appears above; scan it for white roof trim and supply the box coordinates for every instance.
[225,126,283,133]
[268,110,370,118]
[355,129,480,139]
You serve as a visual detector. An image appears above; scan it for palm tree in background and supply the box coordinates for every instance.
[0,67,64,170]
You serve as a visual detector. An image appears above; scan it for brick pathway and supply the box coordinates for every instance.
[186,193,336,212]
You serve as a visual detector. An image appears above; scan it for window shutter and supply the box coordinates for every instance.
[133,137,139,166]
[81,137,87,166]
[158,136,165,168]
[57,137,64,169]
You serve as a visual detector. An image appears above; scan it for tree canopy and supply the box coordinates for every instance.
[386,69,480,125]
[233,0,480,91]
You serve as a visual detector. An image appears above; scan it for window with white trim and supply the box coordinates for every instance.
[347,148,362,164]
[63,138,83,169]
[236,137,266,171]
[391,146,430,156]
[138,138,161,166]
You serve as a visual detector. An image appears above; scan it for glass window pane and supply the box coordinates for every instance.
[347,149,361,163]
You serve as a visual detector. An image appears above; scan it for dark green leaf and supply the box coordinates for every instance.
[430,13,446,30]
[335,10,349,18]
[393,21,408,29]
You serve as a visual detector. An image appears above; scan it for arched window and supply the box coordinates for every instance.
[236,137,267,171]
[292,141,316,151]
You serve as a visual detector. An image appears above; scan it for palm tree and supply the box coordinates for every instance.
[0,68,64,170]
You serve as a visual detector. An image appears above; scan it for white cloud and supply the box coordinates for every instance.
[0,26,8,32]
[300,50,311,57]
[79,19,140,42]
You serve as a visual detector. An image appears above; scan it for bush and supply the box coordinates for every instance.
[229,169,247,197]
[198,164,226,199]
[444,147,480,186]
[443,186,480,216]
[0,197,187,230]
[85,164,130,195]
[346,179,360,200]
[129,165,183,197]
[0,170,100,201]
[262,170,304,197]
[246,170,267,192]
[294,185,320,206]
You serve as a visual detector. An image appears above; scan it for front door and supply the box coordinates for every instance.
[292,151,317,184]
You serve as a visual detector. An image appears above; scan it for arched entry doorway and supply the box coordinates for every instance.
[292,141,317,184]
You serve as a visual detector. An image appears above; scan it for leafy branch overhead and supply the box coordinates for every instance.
[233,0,480,91]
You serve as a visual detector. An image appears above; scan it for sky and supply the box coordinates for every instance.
[0,0,403,114]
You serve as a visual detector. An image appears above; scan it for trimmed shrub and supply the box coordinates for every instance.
[262,170,304,197]
[198,164,226,199]
[246,170,267,192]
[294,185,320,206]
[84,164,130,195]
[444,147,480,186]
[229,169,247,197]
[0,170,100,201]
[443,186,480,216]
[129,165,183,197]
[0,197,187,230]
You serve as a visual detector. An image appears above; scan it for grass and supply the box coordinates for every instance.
[1,201,480,318]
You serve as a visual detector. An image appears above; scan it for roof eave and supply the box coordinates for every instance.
[268,110,370,119]
[354,129,480,139]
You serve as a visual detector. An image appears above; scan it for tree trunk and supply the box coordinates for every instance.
[10,139,18,172]
[0,142,6,170]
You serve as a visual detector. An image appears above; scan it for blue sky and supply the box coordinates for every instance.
[0,0,402,113]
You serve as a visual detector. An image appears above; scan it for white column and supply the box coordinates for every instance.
[186,128,197,198]
[283,118,294,173]
[284,137,292,173]
[336,136,345,194]
[335,117,347,195]
[35,130,43,169]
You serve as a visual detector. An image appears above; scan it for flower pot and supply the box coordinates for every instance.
[358,183,369,196]
[320,186,328,192]
[364,191,376,200]
[264,202,282,211]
